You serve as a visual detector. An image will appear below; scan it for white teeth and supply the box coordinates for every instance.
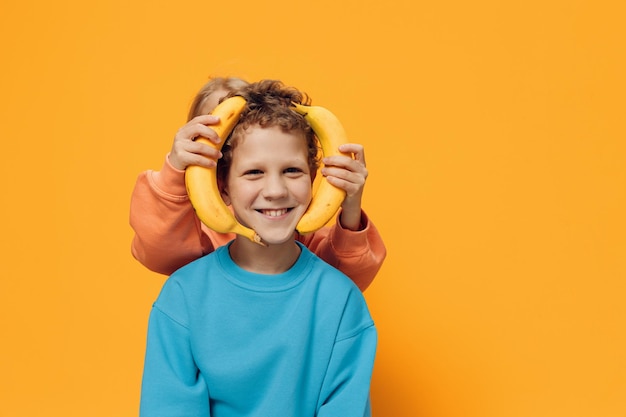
[262,209,288,217]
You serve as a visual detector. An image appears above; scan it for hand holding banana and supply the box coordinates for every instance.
[169,114,225,171]
[186,97,351,242]
[320,143,368,232]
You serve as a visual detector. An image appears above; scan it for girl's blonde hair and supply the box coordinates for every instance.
[187,77,250,121]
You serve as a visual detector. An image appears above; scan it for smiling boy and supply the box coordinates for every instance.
[139,80,377,417]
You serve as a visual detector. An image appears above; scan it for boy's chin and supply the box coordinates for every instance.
[255,229,298,246]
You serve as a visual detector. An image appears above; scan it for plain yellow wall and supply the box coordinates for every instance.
[1,0,625,416]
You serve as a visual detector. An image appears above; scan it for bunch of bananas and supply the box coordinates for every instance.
[185,96,349,245]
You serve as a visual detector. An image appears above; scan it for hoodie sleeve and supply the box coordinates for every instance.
[299,210,387,292]
[129,156,217,275]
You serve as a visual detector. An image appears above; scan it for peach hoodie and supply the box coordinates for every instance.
[130,157,386,291]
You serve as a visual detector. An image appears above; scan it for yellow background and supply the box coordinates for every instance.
[1,0,624,416]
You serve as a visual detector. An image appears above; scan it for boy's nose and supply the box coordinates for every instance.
[262,177,288,200]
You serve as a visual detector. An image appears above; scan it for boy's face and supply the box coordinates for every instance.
[221,125,313,245]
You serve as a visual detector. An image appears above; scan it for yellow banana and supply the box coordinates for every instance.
[185,96,263,244]
[293,103,350,234]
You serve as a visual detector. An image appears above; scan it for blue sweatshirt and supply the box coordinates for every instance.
[140,242,377,417]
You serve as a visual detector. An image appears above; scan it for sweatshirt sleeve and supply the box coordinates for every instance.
[316,324,377,417]
[140,280,210,417]
[130,156,217,275]
[299,210,387,292]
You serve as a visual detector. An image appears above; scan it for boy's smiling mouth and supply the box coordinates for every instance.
[258,208,292,217]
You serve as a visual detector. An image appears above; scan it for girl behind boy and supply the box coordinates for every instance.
[129,76,386,291]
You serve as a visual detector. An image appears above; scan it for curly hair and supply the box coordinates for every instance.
[217,80,321,187]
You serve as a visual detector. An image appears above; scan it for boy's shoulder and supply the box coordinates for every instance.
[301,246,361,293]
[172,246,223,276]
[153,249,223,319]
[302,247,374,337]
[164,247,224,294]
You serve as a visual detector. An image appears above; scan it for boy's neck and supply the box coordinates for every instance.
[228,237,302,275]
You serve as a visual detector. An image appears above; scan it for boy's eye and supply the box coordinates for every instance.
[244,169,263,176]
[285,167,304,175]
